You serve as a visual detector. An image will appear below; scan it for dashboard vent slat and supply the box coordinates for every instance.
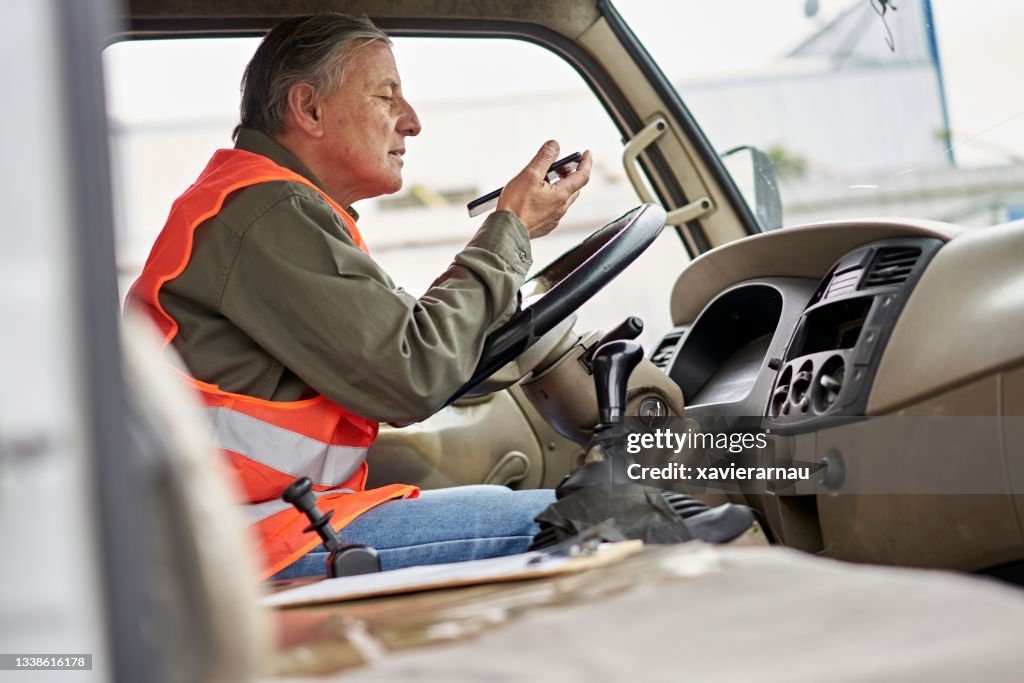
[825,268,861,299]
[650,331,684,370]
[862,247,921,288]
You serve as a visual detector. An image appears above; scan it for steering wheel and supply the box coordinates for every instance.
[447,203,667,405]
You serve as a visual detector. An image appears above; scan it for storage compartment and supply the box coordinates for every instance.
[788,296,872,359]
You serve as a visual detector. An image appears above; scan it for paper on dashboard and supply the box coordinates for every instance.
[264,540,643,608]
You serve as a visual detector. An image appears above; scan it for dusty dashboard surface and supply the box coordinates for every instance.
[267,543,1024,681]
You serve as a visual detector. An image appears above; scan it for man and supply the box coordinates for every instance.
[127,13,592,580]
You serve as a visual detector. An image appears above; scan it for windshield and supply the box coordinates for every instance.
[617,0,1024,229]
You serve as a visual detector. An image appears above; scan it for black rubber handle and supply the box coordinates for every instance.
[592,339,644,425]
[282,477,341,552]
[581,316,645,370]
[598,316,644,347]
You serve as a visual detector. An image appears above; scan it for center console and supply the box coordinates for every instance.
[765,237,942,427]
[648,236,943,427]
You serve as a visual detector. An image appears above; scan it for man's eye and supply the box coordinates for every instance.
[377,96,393,102]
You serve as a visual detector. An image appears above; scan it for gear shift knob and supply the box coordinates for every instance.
[591,339,643,426]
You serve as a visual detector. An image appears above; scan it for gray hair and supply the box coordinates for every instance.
[235,13,391,139]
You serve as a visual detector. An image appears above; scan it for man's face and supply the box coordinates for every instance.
[317,41,420,204]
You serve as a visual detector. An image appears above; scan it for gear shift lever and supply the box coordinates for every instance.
[591,339,644,427]
[532,338,761,550]
[281,477,380,578]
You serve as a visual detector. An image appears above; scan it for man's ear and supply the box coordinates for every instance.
[285,83,323,138]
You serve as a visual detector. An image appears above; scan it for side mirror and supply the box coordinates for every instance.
[721,145,783,231]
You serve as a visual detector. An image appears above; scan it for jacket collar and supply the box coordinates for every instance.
[234,128,359,220]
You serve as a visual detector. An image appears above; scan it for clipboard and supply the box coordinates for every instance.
[264,540,643,609]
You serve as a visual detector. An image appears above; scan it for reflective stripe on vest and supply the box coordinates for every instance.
[126,148,418,579]
[205,406,368,487]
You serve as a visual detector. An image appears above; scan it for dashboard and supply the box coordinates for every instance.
[635,218,1024,571]
[649,220,961,427]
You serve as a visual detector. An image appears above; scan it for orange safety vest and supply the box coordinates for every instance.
[126,148,418,579]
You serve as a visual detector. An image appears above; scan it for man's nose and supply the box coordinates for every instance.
[399,99,421,137]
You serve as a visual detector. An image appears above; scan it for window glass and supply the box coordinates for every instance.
[104,36,687,349]
[616,0,1024,229]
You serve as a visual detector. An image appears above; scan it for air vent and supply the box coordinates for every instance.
[770,366,793,417]
[650,330,684,370]
[813,356,846,413]
[824,267,863,300]
[862,246,921,288]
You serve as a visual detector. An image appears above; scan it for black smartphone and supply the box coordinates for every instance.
[466,151,583,218]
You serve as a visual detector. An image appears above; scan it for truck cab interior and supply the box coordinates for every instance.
[4,0,1024,680]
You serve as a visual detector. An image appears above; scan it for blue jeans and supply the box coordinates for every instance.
[270,485,555,580]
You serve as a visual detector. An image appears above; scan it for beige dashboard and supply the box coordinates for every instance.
[669,218,964,325]
[663,217,1024,416]
[657,218,1024,571]
[869,220,1024,414]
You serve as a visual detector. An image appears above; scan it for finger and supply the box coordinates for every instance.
[556,150,593,195]
[565,189,581,209]
[523,140,560,183]
[554,163,575,179]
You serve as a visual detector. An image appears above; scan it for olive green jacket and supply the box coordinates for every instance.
[159,129,532,422]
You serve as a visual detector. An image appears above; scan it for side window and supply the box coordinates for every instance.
[104,36,687,347]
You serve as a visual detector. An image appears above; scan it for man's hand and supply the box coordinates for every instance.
[497,141,593,239]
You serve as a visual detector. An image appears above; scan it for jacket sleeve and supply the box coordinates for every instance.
[219,190,533,422]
